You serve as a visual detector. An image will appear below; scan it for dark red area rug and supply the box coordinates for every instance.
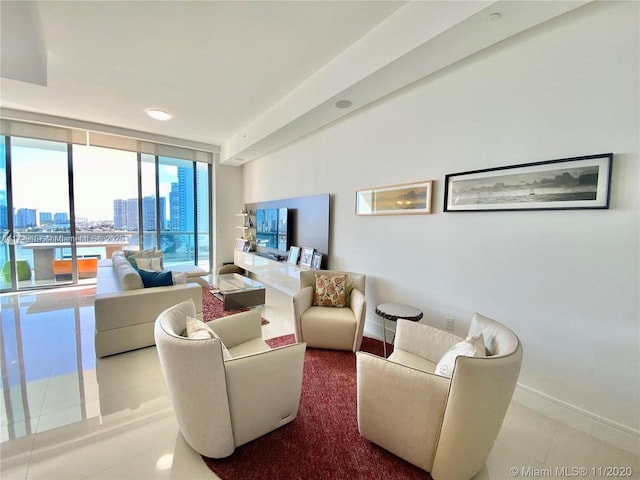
[202,289,269,325]
[203,336,431,480]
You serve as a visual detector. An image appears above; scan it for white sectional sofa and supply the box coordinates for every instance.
[94,252,205,358]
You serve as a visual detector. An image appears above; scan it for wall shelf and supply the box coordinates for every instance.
[236,211,255,241]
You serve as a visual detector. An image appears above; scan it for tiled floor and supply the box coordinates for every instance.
[1,286,638,479]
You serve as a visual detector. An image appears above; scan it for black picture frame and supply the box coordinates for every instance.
[444,153,613,212]
[310,252,323,270]
[287,246,301,265]
[300,247,314,269]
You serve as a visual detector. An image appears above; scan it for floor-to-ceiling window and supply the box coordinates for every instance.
[159,156,196,265]
[0,124,212,292]
[72,145,140,263]
[141,153,159,250]
[1,137,9,289]
[196,162,210,269]
[7,138,72,290]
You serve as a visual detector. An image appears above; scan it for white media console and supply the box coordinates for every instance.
[234,250,303,296]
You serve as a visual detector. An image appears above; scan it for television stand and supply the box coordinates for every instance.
[234,250,303,296]
[255,252,285,262]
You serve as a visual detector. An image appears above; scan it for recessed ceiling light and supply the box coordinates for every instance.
[487,12,502,22]
[146,109,172,121]
[335,100,353,109]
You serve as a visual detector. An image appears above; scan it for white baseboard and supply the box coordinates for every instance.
[363,319,639,455]
[513,384,639,455]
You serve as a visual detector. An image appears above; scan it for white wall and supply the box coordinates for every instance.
[214,160,244,269]
[241,2,639,433]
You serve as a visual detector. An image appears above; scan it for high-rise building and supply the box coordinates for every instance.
[14,208,37,228]
[196,166,209,232]
[126,198,138,231]
[142,196,155,231]
[159,197,166,231]
[0,205,8,229]
[53,212,69,225]
[39,212,53,225]
[113,198,139,231]
[113,199,126,229]
[142,196,166,231]
[177,166,194,232]
[169,183,180,231]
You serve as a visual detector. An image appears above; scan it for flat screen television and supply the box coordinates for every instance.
[256,207,288,252]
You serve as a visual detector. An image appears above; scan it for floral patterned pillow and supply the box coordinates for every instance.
[313,274,347,307]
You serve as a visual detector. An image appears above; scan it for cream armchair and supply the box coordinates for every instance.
[357,313,522,480]
[293,270,366,352]
[154,299,306,458]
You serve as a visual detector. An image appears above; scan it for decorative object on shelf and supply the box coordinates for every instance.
[236,210,256,240]
[356,180,433,215]
[235,239,247,251]
[243,242,253,253]
[300,247,315,269]
[287,246,301,265]
[444,153,613,212]
[310,252,323,270]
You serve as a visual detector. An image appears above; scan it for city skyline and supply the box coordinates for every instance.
[4,144,186,221]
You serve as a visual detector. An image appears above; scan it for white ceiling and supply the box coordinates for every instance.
[0,1,403,145]
[1,1,589,164]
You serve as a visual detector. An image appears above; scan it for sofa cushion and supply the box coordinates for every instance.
[434,333,486,378]
[226,337,271,358]
[169,264,207,278]
[134,256,163,272]
[172,272,188,284]
[388,349,438,374]
[124,248,164,269]
[112,254,144,290]
[186,316,231,359]
[186,315,215,338]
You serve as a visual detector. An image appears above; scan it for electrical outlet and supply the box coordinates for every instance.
[445,316,455,331]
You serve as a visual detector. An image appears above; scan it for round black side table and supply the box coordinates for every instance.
[375,303,423,357]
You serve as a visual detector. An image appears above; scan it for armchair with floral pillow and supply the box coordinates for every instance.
[292,270,366,352]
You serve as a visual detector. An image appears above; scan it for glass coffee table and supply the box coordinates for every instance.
[206,273,266,310]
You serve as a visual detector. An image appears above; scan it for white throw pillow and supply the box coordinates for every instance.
[185,316,231,359]
[124,248,164,269]
[134,256,163,272]
[434,333,486,378]
[172,271,188,285]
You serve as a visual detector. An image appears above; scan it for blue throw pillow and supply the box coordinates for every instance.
[138,269,173,288]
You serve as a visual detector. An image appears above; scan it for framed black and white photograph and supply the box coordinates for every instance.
[310,252,323,270]
[444,153,612,212]
[300,247,315,269]
[287,246,301,265]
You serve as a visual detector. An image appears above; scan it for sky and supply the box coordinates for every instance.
[7,143,177,222]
